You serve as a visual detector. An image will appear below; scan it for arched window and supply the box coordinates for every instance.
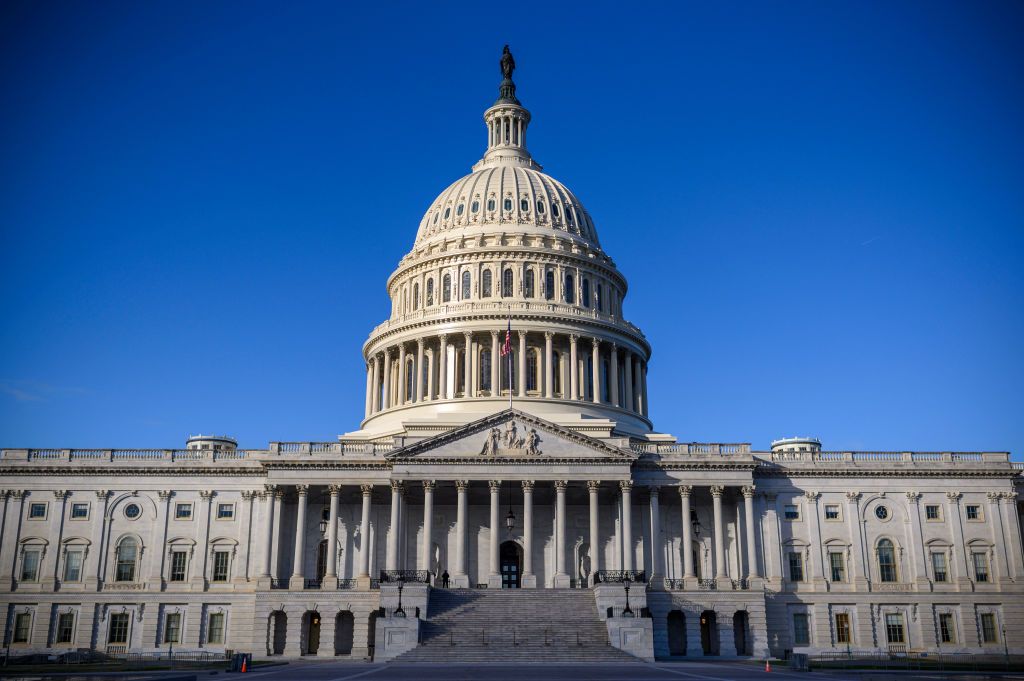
[115,537,138,582]
[444,207,451,219]
[582,279,590,308]
[471,200,480,213]
[596,283,603,312]
[442,275,451,303]
[567,208,575,226]
[482,270,493,298]
[456,203,465,216]
[524,270,535,298]
[487,198,496,211]
[426,279,434,306]
[878,539,898,582]
[502,269,514,297]
[412,283,419,311]
[520,198,529,212]
[552,352,561,395]
[461,271,471,300]
[552,203,560,218]
[536,201,545,214]
[406,358,415,402]
[481,350,492,392]
[526,350,538,392]
[503,198,512,211]
[564,274,575,304]
[545,271,555,300]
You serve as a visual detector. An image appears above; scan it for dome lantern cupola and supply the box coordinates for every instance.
[474,46,539,172]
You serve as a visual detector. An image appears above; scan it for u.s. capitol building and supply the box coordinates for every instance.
[2,49,1022,663]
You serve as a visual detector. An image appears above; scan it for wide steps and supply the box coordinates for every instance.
[393,588,636,663]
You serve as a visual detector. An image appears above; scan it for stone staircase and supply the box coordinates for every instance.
[391,588,638,662]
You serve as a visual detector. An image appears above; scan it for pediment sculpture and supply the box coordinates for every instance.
[481,420,541,456]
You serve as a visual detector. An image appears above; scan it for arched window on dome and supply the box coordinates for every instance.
[567,208,575,226]
[552,203,560,218]
[524,270,535,298]
[503,198,512,211]
[413,283,420,311]
[564,274,575,304]
[526,349,539,393]
[487,198,496,212]
[456,203,465,217]
[482,270,492,298]
[406,357,415,404]
[544,270,555,301]
[480,349,492,393]
[596,283,603,312]
[426,279,434,306]
[444,207,451,220]
[536,201,545,214]
[552,351,561,396]
[455,349,466,397]
[520,198,529,212]
[461,272,471,300]
[471,200,479,213]
[442,275,451,303]
[502,269,514,297]
[582,279,590,308]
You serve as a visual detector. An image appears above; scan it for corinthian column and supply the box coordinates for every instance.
[381,349,392,410]
[711,485,727,582]
[569,334,579,400]
[438,334,448,400]
[544,332,554,398]
[488,480,502,587]
[397,344,407,405]
[386,481,402,571]
[453,480,469,587]
[463,332,473,397]
[415,339,425,402]
[621,481,634,572]
[371,355,381,413]
[490,331,500,395]
[288,485,309,589]
[364,363,373,417]
[357,485,373,588]
[324,485,341,589]
[517,331,527,397]
[588,481,601,585]
[554,481,570,586]
[609,343,620,407]
[421,481,435,577]
[742,486,759,581]
[591,339,601,403]
[623,350,634,411]
[522,480,536,587]
[679,485,695,582]
[649,486,663,588]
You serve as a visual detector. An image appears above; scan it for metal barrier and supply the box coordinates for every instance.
[811,651,1023,672]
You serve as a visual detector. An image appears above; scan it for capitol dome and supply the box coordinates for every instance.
[354,48,654,438]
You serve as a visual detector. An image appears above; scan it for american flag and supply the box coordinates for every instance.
[501,318,512,356]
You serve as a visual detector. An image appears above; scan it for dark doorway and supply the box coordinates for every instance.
[304,611,321,655]
[700,610,719,655]
[733,611,750,655]
[500,541,522,588]
[270,611,287,655]
[367,611,379,660]
[667,610,687,656]
[335,611,354,655]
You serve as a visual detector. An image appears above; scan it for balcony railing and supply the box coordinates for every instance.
[379,570,431,584]
[337,579,357,590]
[766,451,1007,464]
[269,579,289,590]
[594,570,646,584]
[697,578,717,590]
[304,578,322,589]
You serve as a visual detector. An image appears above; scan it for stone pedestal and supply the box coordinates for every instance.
[606,617,654,661]
[373,616,419,662]
[553,573,571,588]
[487,574,503,589]
[521,574,537,588]
[356,575,373,591]
[322,576,339,590]
[450,574,470,588]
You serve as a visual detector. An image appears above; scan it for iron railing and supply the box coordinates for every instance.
[269,578,289,590]
[697,578,717,590]
[304,578,322,589]
[379,570,430,583]
[336,579,357,589]
[594,570,646,584]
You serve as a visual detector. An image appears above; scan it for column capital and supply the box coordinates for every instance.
[677,484,693,498]
[488,480,502,493]
[544,331,554,340]
[1002,491,1018,503]
[554,480,568,491]
[619,480,633,492]
[804,490,820,503]
[710,484,725,497]
[417,337,425,349]
[53,490,69,500]
[455,479,470,491]
[95,489,110,501]
[609,340,618,350]
[521,480,535,492]
[906,491,922,503]
[158,490,174,501]
[490,330,499,339]
[438,333,448,343]
[328,484,342,496]
[422,480,436,491]
[360,484,374,496]
[389,480,404,493]
[464,330,473,340]
[264,484,278,495]
[986,491,1001,503]
[240,490,255,501]
[587,480,601,493]
[294,485,308,496]
[517,330,528,341]
[648,485,660,498]
[591,337,601,347]
[946,491,962,502]
[741,485,756,499]
[12,490,27,500]
[200,490,216,500]
[844,491,860,502]
[569,334,579,343]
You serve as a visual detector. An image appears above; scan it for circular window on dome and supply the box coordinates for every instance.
[456,203,464,216]
[875,505,889,521]
[487,198,496,211]
[124,503,141,520]
[503,198,512,211]
[471,200,480,213]
[444,207,451,219]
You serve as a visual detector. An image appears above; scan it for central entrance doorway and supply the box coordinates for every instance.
[500,541,522,588]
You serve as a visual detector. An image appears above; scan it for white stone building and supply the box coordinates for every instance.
[2,49,1022,663]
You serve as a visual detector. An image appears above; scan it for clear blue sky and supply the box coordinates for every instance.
[1,1,1022,455]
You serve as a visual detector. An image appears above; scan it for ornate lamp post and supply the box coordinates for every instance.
[622,576,634,617]
[394,574,406,618]
[505,481,515,532]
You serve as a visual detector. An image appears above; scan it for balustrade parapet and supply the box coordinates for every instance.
[764,450,1009,465]
[630,442,751,456]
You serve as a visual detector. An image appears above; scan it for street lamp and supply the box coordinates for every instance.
[318,519,328,535]
[691,509,702,539]
[394,575,406,618]
[622,576,634,617]
[505,481,515,531]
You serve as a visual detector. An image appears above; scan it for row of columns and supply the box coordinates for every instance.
[365,332,649,418]
[264,481,759,588]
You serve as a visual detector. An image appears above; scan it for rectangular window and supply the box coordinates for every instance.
[212,551,230,582]
[70,503,90,519]
[980,613,998,643]
[63,550,84,582]
[834,613,851,644]
[829,552,845,582]
[965,505,981,521]
[175,503,193,520]
[788,552,804,582]
[108,613,129,644]
[972,553,989,583]
[824,504,840,520]
[169,551,188,582]
[792,613,810,645]
[784,504,801,521]
[885,613,905,644]
[216,503,234,520]
[13,613,31,643]
[164,613,181,643]
[56,612,75,644]
[925,505,941,521]
[931,552,948,582]
[208,613,225,644]
[939,613,955,643]
[28,502,47,519]
[20,549,41,582]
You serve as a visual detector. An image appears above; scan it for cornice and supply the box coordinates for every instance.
[0,466,265,477]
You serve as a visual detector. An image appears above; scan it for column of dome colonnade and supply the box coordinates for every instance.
[252,481,759,591]
[362,330,649,415]
[357,46,653,436]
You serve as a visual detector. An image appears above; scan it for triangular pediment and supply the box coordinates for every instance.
[387,409,635,462]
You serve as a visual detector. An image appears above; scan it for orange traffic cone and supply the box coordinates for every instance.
[765,658,771,672]
[240,657,247,673]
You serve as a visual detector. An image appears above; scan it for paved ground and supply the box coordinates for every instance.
[5,661,1024,681]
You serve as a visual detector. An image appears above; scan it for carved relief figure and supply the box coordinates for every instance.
[482,427,501,456]
[503,421,519,448]
[525,428,541,455]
